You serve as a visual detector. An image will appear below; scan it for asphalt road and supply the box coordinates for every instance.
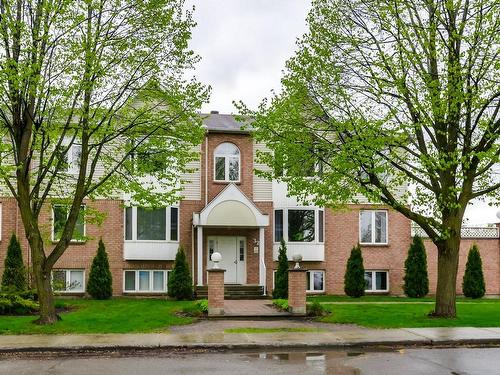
[1,347,500,374]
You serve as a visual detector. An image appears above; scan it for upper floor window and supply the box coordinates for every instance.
[359,210,388,244]
[214,142,240,182]
[52,205,85,242]
[274,208,324,243]
[125,206,179,242]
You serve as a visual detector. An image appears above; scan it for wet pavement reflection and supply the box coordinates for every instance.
[2,347,500,374]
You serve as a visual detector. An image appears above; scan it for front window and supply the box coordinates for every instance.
[53,205,85,241]
[360,210,388,244]
[214,142,240,182]
[306,270,324,292]
[288,209,315,242]
[124,206,179,242]
[365,270,389,292]
[274,208,324,243]
[52,269,85,292]
[124,270,169,292]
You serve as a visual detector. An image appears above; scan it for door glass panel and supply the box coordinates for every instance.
[239,240,244,261]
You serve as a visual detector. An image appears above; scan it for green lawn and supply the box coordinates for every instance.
[0,298,195,335]
[320,301,500,328]
[307,295,500,303]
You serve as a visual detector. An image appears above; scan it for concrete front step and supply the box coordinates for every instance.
[195,285,266,300]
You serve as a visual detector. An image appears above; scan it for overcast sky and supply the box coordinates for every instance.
[185,0,499,225]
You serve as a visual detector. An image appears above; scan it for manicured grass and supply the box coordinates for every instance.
[0,298,195,335]
[307,295,499,303]
[320,301,500,328]
[224,327,326,334]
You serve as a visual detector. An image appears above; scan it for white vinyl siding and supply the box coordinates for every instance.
[253,142,273,201]
[180,145,201,200]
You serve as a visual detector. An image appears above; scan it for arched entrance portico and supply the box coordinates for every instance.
[193,184,269,290]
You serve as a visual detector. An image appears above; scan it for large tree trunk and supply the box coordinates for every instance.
[33,266,58,325]
[433,237,461,318]
[29,231,59,324]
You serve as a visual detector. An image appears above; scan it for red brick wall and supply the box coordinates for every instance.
[423,237,500,296]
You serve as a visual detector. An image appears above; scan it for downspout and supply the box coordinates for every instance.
[191,222,195,287]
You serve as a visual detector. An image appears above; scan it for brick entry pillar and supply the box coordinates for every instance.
[288,269,307,315]
[207,269,225,316]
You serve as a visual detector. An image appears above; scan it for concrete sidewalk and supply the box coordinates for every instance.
[2,326,500,353]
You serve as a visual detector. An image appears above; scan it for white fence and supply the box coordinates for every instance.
[411,225,499,239]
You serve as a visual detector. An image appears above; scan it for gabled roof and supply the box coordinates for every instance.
[193,183,269,227]
[201,113,252,134]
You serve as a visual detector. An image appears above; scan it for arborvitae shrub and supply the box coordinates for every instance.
[1,234,26,291]
[403,236,429,298]
[168,246,193,300]
[273,239,289,299]
[344,244,365,297]
[87,239,113,299]
[462,244,485,299]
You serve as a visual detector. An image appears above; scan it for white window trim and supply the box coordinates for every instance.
[213,143,241,183]
[273,207,324,244]
[306,270,325,293]
[51,204,86,243]
[124,206,179,243]
[359,210,389,245]
[52,269,85,293]
[364,270,389,293]
[123,270,170,293]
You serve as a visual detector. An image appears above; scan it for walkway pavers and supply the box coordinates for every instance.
[222,300,291,317]
[3,326,500,353]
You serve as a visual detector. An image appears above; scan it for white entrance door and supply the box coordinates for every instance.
[207,236,246,284]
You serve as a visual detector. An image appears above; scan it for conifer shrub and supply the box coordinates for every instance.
[344,244,365,297]
[403,236,429,298]
[1,234,26,291]
[273,239,289,299]
[462,244,485,299]
[168,246,193,300]
[87,239,113,299]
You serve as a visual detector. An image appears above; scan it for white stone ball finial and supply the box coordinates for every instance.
[211,252,222,269]
[292,254,303,269]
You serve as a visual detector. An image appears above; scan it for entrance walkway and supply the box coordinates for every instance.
[222,299,291,317]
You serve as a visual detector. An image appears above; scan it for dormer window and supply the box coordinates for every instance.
[214,142,240,182]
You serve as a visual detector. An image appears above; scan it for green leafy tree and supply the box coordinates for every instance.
[0,1,208,323]
[273,239,289,299]
[244,0,500,317]
[168,247,192,300]
[87,239,113,300]
[344,245,365,298]
[462,244,485,299]
[404,236,429,298]
[1,234,26,291]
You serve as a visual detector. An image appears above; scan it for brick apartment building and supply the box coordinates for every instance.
[0,113,499,297]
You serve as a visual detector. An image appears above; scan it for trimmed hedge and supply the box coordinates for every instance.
[0,291,39,315]
[273,239,289,299]
[344,244,365,297]
[463,244,486,299]
[403,236,429,298]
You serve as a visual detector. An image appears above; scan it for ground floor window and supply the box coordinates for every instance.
[306,270,324,292]
[364,270,389,292]
[52,269,85,292]
[123,270,169,293]
[272,269,325,293]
